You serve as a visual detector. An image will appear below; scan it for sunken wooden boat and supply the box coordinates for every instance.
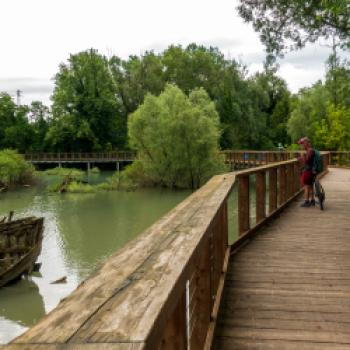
[0,214,44,288]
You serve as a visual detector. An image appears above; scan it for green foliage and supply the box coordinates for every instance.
[287,82,329,143]
[287,54,350,151]
[47,49,126,151]
[1,44,294,152]
[238,0,350,59]
[66,181,97,193]
[44,167,85,178]
[128,85,225,189]
[0,149,36,187]
[90,166,100,174]
[251,68,292,147]
[315,104,350,150]
[97,168,139,191]
[109,44,287,149]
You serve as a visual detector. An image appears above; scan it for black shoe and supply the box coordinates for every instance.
[300,200,311,207]
[310,199,316,206]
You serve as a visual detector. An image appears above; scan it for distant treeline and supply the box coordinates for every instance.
[1,44,350,152]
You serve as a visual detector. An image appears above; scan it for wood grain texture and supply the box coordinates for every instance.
[214,168,350,350]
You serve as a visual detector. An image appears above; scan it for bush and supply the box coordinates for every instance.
[90,166,100,174]
[0,149,36,187]
[44,167,85,178]
[97,166,139,191]
[66,181,97,193]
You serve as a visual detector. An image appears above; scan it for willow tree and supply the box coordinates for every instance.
[128,84,223,189]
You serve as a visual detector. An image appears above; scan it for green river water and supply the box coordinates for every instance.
[0,172,191,344]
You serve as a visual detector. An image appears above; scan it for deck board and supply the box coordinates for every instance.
[214,168,350,349]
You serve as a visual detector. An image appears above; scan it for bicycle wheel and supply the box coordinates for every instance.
[314,179,325,210]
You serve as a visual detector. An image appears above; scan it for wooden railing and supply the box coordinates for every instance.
[222,150,301,167]
[328,151,350,168]
[23,152,136,162]
[3,154,329,350]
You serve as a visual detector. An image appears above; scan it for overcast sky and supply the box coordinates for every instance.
[0,0,349,106]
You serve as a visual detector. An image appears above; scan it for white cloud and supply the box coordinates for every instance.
[0,0,348,105]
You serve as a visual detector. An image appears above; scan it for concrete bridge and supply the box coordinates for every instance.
[3,152,350,349]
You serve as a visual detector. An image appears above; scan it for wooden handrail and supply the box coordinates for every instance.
[4,153,330,350]
[23,152,137,162]
[328,151,350,168]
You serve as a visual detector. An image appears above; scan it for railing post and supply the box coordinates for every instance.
[279,165,287,205]
[159,290,187,350]
[286,163,293,199]
[294,162,300,193]
[256,171,266,223]
[268,168,277,214]
[238,175,250,235]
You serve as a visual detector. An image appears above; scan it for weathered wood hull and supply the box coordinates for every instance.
[0,217,44,288]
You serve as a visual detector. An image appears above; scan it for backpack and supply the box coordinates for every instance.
[312,150,323,175]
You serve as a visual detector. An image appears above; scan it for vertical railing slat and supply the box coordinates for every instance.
[256,171,266,223]
[238,175,250,235]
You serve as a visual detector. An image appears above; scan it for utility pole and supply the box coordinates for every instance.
[16,89,22,105]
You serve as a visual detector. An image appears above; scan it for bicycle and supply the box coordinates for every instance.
[314,178,325,210]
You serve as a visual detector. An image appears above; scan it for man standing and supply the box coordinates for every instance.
[298,137,316,207]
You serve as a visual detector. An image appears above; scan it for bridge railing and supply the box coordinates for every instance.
[328,151,350,168]
[222,150,301,167]
[23,151,136,162]
[4,154,329,350]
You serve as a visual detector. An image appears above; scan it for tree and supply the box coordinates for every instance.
[47,49,126,151]
[109,52,165,115]
[325,52,350,108]
[29,101,51,151]
[287,82,329,144]
[315,104,350,150]
[0,93,34,152]
[237,0,350,59]
[128,85,223,189]
[253,69,292,146]
[0,93,16,147]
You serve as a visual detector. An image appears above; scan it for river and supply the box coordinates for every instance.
[0,172,191,343]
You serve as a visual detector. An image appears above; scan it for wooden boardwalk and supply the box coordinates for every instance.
[214,168,350,350]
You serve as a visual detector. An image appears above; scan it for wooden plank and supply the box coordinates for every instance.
[255,171,266,223]
[278,165,286,205]
[214,168,350,349]
[0,345,144,350]
[268,168,277,214]
[238,175,250,235]
[213,338,350,350]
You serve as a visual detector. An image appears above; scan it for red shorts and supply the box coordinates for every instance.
[301,170,314,186]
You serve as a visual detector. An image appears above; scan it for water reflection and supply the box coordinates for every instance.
[0,278,45,343]
[0,279,45,327]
